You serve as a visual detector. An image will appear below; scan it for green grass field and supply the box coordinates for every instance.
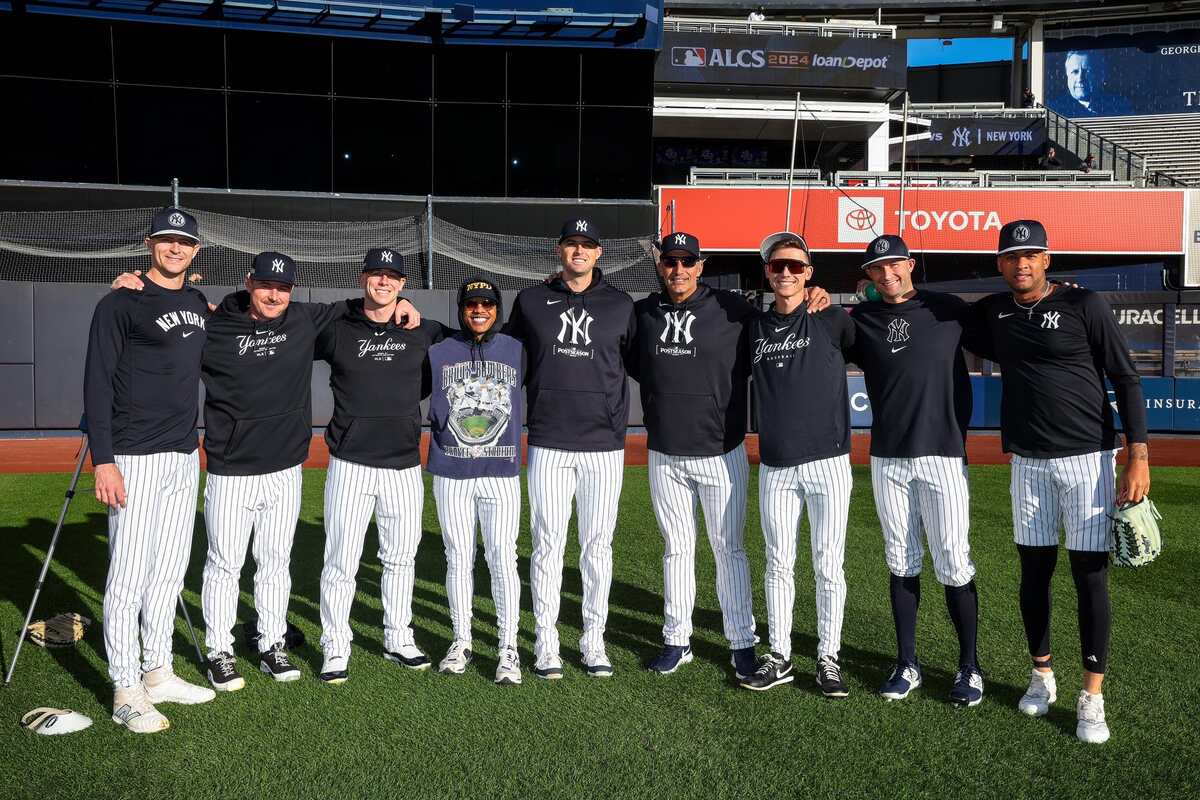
[1,466,1196,800]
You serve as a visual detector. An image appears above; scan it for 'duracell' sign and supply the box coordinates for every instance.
[654,31,907,90]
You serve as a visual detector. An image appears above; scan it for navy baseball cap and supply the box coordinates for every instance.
[759,231,810,263]
[249,251,297,286]
[862,235,912,269]
[998,220,1049,255]
[559,217,601,245]
[149,207,200,242]
[362,247,405,276]
[659,231,702,259]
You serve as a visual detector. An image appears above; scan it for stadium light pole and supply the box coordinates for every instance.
[785,91,801,230]
[898,91,910,235]
[171,177,179,207]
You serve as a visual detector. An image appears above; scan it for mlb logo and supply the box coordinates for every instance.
[837,196,885,244]
[671,47,707,67]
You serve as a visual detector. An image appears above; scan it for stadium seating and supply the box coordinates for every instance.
[1071,114,1200,186]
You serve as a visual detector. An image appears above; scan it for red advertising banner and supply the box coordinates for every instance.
[658,186,1186,255]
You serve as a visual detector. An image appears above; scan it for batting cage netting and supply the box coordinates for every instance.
[0,207,662,291]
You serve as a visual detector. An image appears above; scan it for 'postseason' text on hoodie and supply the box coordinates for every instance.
[201,291,346,476]
[631,283,754,457]
[504,269,636,452]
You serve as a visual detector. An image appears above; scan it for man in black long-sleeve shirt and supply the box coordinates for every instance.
[83,207,216,733]
[976,219,1150,745]
[739,232,855,698]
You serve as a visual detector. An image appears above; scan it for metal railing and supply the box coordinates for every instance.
[1043,106,1187,187]
[909,103,1045,119]
[688,167,822,185]
[833,170,1128,188]
[663,15,896,39]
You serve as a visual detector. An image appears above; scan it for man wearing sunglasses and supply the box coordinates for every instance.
[848,234,987,708]
[739,232,856,697]
[505,218,636,680]
[315,249,447,684]
[631,231,759,681]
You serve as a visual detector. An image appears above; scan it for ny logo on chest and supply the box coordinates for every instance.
[1041,312,1061,330]
[660,310,696,344]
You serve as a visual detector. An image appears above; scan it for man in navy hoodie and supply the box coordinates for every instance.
[631,231,758,681]
[505,218,636,679]
[428,278,526,685]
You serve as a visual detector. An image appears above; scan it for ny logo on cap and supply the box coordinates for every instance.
[1013,225,1031,242]
[575,220,588,232]
[874,239,891,254]
[169,212,186,227]
[674,233,688,246]
[271,258,286,273]
[380,250,394,263]
[887,318,910,343]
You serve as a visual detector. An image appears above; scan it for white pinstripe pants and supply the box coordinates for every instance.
[1011,450,1117,552]
[432,475,522,649]
[527,446,624,660]
[103,450,199,688]
[201,464,303,656]
[760,454,852,660]
[648,444,755,649]
[319,456,424,657]
[871,456,976,587]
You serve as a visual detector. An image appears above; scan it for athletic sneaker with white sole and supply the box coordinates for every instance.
[582,649,614,678]
[1076,690,1111,744]
[319,655,349,685]
[949,667,985,708]
[112,685,170,734]
[384,643,431,671]
[1018,669,1057,717]
[739,652,794,691]
[143,666,216,705]
[533,653,564,680]
[878,661,922,701]
[816,655,849,698]
[259,642,302,682]
[205,651,245,692]
[439,640,473,675]
[648,644,693,675]
[495,646,522,685]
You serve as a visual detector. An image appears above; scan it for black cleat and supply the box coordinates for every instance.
[816,655,849,698]
[259,642,301,682]
[739,652,795,691]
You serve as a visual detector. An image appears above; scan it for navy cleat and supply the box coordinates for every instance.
[730,647,757,681]
[648,644,693,675]
[950,666,984,708]
[878,661,922,701]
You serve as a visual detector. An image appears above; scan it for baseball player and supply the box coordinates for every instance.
[84,207,215,733]
[848,234,987,707]
[505,218,635,679]
[427,278,525,685]
[974,220,1149,743]
[315,249,446,684]
[630,231,758,680]
[739,232,855,697]
[197,252,420,691]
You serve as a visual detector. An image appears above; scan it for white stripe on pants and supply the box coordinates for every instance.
[759,454,852,660]
[527,446,624,660]
[432,475,521,649]
[104,450,199,688]
[1011,450,1117,553]
[648,444,755,649]
[320,455,424,657]
[201,464,302,656]
[871,456,976,587]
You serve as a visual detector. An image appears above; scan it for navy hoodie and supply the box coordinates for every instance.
[631,283,754,457]
[504,269,635,452]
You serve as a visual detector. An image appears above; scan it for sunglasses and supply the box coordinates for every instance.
[767,258,812,274]
[465,299,496,310]
[659,256,699,268]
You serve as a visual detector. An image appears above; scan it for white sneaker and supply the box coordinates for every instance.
[1076,690,1111,744]
[112,685,170,734]
[582,649,614,678]
[533,653,564,680]
[495,646,522,685]
[143,666,216,705]
[319,654,349,685]
[1018,669,1057,717]
[439,640,473,675]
